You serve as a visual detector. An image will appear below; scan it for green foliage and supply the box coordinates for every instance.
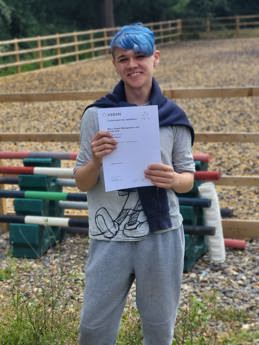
[169,0,191,17]
[0,258,80,345]
[0,0,259,40]
[0,275,257,345]
[0,0,12,38]
[0,290,79,344]
[117,306,143,345]
[0,0,11,24]
[172,292,258,345]
[0,267,12,281]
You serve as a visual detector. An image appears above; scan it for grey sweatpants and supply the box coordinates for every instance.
[79,227,185,345]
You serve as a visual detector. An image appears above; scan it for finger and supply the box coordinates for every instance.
[147,163,174,173]
[93,131,113,140]
[146,174,172,183]
[92,142,116,156]
[91,135,117,151]
[145,168,173,179]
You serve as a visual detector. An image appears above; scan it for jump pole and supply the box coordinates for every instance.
[224,238,246,249]
[0,215,214,236]
[0,189,211,207]
[58,201,88,209]
[0,151,211,162]
[0,166,220,180]
[0,215,89,228]
[0,177,77,187]
[0,166,74,177]
[0,151,77,160]
[0,190,87,201]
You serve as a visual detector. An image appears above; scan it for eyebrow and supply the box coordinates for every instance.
[115,51,146,60]
[116,54,128,59]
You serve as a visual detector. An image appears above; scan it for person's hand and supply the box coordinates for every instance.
[91,131,117,164]
[144,163,176,189]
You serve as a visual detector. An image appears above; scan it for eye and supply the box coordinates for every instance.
[136,54,145,59]
[117,57,128,63]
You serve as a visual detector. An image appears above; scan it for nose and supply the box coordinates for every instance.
[128,57,138,68]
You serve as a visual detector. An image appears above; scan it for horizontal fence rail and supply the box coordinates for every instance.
[0,86,258,103]
[0,19,181,74]
[0,132,258,143]
[181,14,259,37]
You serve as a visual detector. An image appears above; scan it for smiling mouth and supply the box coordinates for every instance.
[128,71,142,77]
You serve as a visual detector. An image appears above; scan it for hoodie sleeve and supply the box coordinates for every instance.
[171,126,195,173]
[74,107,99,173]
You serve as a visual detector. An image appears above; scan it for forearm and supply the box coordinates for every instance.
[144,163,194,192]
[74,159,102,192]
[170,171,194,193]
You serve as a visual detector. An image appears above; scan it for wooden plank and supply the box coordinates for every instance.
[0,91,105,102]
[195,132,259,143]
[223,219,259,239]
[0,87,258,102]
[0,132,258,143]
[215,176,259,187]
[0,40,80,57]
[0,133,80,142]
[164,86,259,98]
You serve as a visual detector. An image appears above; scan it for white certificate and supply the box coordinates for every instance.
[98,105,161,192]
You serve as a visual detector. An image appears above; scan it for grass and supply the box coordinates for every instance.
[0,257,258,345]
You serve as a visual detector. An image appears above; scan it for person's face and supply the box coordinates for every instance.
[112,48,160,90]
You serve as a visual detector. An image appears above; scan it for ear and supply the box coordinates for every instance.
[153,50,160,67]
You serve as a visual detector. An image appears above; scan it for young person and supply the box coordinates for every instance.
[74,23,195,345]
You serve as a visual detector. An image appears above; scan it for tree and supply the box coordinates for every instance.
[0,0,12,39]
[100,0,115,27]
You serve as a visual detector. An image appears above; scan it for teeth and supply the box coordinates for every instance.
[129,72,141,77]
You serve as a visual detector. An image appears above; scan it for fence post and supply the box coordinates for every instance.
[103,29,109,55]
[37,36,43,69]
[167,21,171,42]
[235,16,240,37]
[56,33,61,65]
[14,39,21,74]
[90,32,95,58]
[160,22,164,44]
[177,19,182,37]
[73,32,79,62]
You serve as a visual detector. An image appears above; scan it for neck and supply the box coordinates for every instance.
[124,84,152,105]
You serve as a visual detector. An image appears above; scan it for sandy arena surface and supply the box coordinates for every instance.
[0,37,258,343]
[0,37,258,220]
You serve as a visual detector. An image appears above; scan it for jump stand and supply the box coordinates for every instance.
[9,158,65,258]
[180,158,215,272]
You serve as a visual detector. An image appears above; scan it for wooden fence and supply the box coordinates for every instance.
[0,19,181,74]
[0,14,259,75]
[0,86,258,239]
[182,14,259,37]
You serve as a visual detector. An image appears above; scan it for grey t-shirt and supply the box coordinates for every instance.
[75,106,195,241]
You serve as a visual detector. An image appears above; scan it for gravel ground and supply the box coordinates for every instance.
[0,37,258,340]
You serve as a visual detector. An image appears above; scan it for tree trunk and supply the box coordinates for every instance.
[101,0,115,27]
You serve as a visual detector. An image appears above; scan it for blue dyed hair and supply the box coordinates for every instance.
[110,23,155,57]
